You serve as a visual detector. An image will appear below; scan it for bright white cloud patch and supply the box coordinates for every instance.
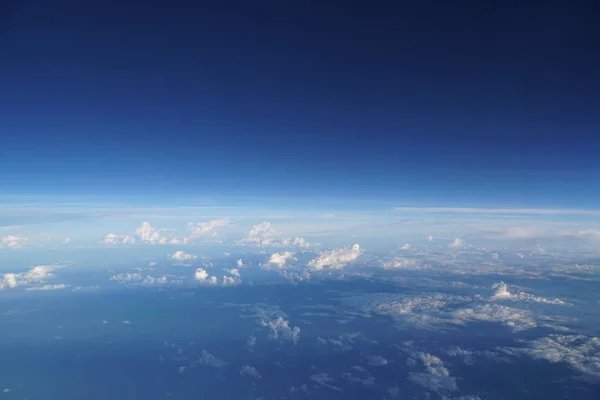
[169,250,197,263]
[448,238,464,248]
[194,268,218,285]
[408,352,458,394]
[511,334,600,382]
[489,282,565,304]
[400,243,411,250]
[102,233,136,245]
[308,244,360,270]
[188,219,229,237]
[0,235,28,248]
[1,265,59,289]
[260,317,300,345]
[267,251,294,268]
[136,221,168,244]
[239,221,310,248]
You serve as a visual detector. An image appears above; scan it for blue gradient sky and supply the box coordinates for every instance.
[1,0,599,209]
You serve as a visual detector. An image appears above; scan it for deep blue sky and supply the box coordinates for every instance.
[1,0,599,207]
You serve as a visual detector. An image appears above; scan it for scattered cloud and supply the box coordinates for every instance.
[0,235,28,248]
[194,268,218,285]
[240,365,262,379]
[197,350,228,368]
[25,284,69,291]
[239,221,310,248]
[169,250,197,263]
[102,233,135,245]
[310,373,342,392]
[1,265,59,289]
[188,219,229,237]
[393,207,600,216]
[366,354,389,367]
[448,238,464,248]
[307,244,361,270]
[136,221,168,244]
[400,243,411,250]
[267,251,295,268]
[408,352,458,394]
[260,316,300,345]
[509,334,600,383]
[489,282,565,304]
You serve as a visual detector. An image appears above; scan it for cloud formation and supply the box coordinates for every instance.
[0,235,28,248]
[169,250,197,263]
[308,244,360,270]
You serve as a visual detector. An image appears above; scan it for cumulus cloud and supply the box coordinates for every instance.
[222,275,241,286]
[489,282,565,304]
[188,219,229,237]
[267,251,295,268]
[136,221,168,244]
[197,350,228,368]
[169,250,197,263]
[382,257,418,270]
[448,238,464,248]
[194,268,218,285]
[308,244,361,270]
[223,268,240,278]
[366,354,389,367]
[0,235,28,248]
[1,265,59,289]
[236,259,245,268]
[408,352,458,394]
[342,366,375,387]
[247,335,257,348]
[240,365,262,379]
[400,243,411,250]
[260,317,300,345]
[102,233,136,245]
[510,334,600,383]
[239,221,311,248]
[452,304,537,331]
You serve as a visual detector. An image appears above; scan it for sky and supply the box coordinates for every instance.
[2,4,600,398]
[1,0,600,208]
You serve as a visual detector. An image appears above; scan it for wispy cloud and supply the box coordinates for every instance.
[393,207,600,216]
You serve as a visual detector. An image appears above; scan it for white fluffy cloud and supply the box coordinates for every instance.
[409,352,458,394]
[1,265,59,289]
[0,235,28,249]
[136,221,168,244]
[188,219,229,237]
[239,221,310,248]
[260,316,300,345]
[267,251,295,268]
[511,334,600,382]
[307,244,361,270]
[194,268,218,285]
[310,373,342,392]
[102,233,135,245]
[169,250,197,263]
[240,365,262,379]
[452,304,537,331]
[489,282,565,304]
[448,238,464,248]
[400,243,411,250]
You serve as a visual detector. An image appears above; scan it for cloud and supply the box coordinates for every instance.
[392,207,600,216]
[197,350,228,368]
[382,257,419,270]
[223,268,240,278]
[400,243,411,250]
[169,250,197,263]
[1,235,28,248]
[342,366,375,387]
[239,221,311,248]
[310,373,342,392]
[221,275,241,286]
[407,352,458,394]
[188,219,229,237]
[260,316,300,345]
[236,259,245,268]
[1,265,59,289]
[102,233,135,245]
[307,244,361,270]
[136,221,169,244]
[194,268,218,285]
[247,335,257,348]
[448,238,464,248]
[110,273,176,286]
[489,282,565,304]
[510,334,600,383]
[25,284,69,291]
[240,365,262,379]
[267,251,295,268]
[366,355,389,367]
[452,304,537,332]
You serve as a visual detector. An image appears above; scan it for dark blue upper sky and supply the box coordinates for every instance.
[1,0,599,207]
